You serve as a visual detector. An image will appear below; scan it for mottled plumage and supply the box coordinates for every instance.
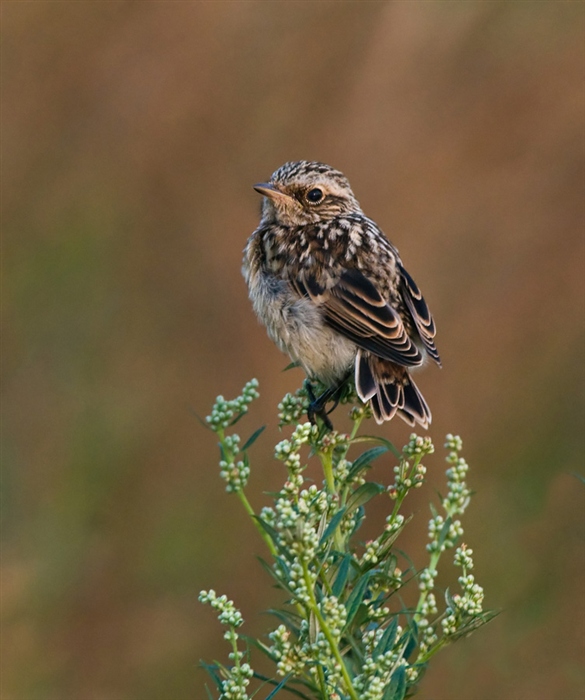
[242,161,440,428]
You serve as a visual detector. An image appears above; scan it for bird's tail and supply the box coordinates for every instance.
[355,350,431,429]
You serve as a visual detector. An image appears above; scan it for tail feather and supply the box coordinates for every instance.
[355,350,377,401]
[378,383,399,421]
[355,352,432,429]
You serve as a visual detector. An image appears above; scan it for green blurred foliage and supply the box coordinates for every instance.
[2,2,584,699]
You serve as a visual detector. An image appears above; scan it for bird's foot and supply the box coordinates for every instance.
[304,378,350,432]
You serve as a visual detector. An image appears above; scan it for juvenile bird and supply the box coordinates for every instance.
[242,161,440,428]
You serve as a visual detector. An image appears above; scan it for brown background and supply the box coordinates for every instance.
[3,2,584,699]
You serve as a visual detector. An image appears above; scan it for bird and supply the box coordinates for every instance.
[242,160,440,429]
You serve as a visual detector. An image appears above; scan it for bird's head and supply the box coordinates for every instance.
[254,161,362,227]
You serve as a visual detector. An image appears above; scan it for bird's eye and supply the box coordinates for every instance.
[306,188,324,204]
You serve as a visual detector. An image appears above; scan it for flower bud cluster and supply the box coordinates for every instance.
[403,433,435,458]
[418,622,439,655]
[269,624,307,676]
[450,545,484,616]
[219,434,250,492]
[206,379,260,431]
[384,513,405,535]
[426,514,464,553]
[418,591,438,618]
[220,669,253,700]
[278,391,310,426]
[199,590,253,699]
[354,652,409,700]
[284,560,312,605]
[199,590,244,627]
[391,460,427,492]
[320,595,347,640]
[316,430,350,454]
[418,567,436,592]
[274,422,315,473]
[443,435,471,515]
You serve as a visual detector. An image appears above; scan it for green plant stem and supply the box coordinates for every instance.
[320,450,335,494]
[416,636,448,664]
[301,561,359,700]
[237,488,278,558]
[315,664,328,699]
[415,549,441,619]
[349,414,363,441]
[227,626,242,683]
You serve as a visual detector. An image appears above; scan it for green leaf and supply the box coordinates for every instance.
[241,425,266,451]
[228,411,247,427]
[346,445,389,480]
[346,482,385,514]
[253,518,285,555]
[344,572,372,629]
[257,557,295,597]
[448,609,500,642]
[265,673,293,698]
[399,620,419,660]
[332,553,353,597]
[199,662,223,690]
[384,664,407,700]
[374,616,399,658]
[353,435,401,459]
[189,407,212,431]
[266,608,302,636]
[282,361,301,372]
[251,672,315,700]
[383,553,398,577]
[319,507,347,544]
[204,684,214,700]
[437,516,452,550]
[350,505,366,536]
[241,634,279,662]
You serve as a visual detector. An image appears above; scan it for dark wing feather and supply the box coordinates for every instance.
[398,263,441,366]
[293,268,423,368]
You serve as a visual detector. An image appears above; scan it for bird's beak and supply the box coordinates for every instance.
[253,182,294,202]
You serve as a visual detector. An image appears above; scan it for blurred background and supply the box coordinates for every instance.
[3,2,584,699]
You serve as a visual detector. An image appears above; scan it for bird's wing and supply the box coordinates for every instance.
[398,263,441,366]
[292,267,424,367]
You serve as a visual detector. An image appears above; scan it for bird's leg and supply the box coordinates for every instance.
[305,374,352,430]
[325,372,353,416]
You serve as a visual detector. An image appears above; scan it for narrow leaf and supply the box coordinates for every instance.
[332,554,352,597]
[241,634,279,662]
[319,508,347,544]
[399,620,418,660]
[266,608,302,636]
[253,518,282,552]
[265,673,293,699]
[242,425,266,451]
[228,411,248,427]
[189,407,212,431]
[251,672,315,700]
[384,664,407,700]
[353,435,401,458]
[374,616,399,658]
[282,361,301,372]
[199,662,223,690]
[347,445,389,479]
[437,516,452,550]
[257,557,295,596]
[344,572,372,629]
[346,482,385,514]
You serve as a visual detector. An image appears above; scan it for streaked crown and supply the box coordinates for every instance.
[255,161,362,226]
